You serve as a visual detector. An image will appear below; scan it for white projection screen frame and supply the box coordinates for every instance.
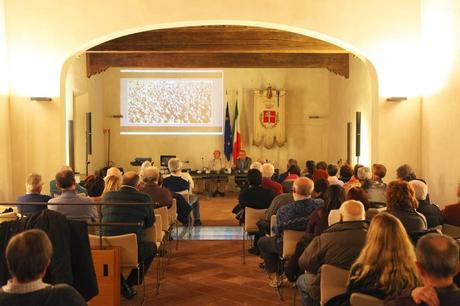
[119,70,224,135]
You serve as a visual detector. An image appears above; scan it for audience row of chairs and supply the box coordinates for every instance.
[242,205,460,304]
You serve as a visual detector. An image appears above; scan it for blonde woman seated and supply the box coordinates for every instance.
[325,213,419,305]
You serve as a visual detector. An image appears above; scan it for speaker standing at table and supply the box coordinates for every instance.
[208,149,228,197]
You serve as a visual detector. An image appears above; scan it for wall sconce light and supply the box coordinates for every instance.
[30,97,52,102]
[386,97,407,102]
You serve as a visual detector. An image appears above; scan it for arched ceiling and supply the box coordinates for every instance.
[86,25,350,78]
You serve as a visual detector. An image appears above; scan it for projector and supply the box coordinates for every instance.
[130,157,153,166]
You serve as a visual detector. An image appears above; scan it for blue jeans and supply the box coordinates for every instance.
[296,272,319,306]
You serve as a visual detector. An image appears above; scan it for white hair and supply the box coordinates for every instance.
[249,161,263,172]
[357,167,372,180]
[261,163,275,178]
[168,158,182,173]
[409,180,429,200]
[25,173,43,193]
[142,166,160,184]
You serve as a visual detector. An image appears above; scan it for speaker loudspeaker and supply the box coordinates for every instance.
[86,112,92,155]
[355,112,361,158]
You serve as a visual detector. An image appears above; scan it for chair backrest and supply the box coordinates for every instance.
[154,206,169,231]
[168,198,177,225]
[282,230,304,259]
[350,293,384,306]
[88,233,138,269]
[270,214,277,237]
[0,212,18,223]
[154,214,163,242]
[320,264,349,305]
[176,190,190,204]
[442,223,460,239]
[244,207,266,233]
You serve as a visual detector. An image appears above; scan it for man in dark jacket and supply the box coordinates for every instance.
[409,180,443,228]
[102,171,155,298]
[296,200,368,305]
[385,234,460,306]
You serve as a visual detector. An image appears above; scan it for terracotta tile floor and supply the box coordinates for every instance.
[122,240,299,306]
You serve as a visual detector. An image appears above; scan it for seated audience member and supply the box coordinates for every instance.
[312,169,328,182]
[235,169,275,214]
[443,183,460,227]
[329,187,369,226]
[386,180,427,233]
[409,180,443,228]
[301,160,316,179]
[397,164,417,181]
[208,150,227,197]
[235,150,252,171]
[163,158,202,226]
[138,166,173,209]
[312,178,329,200]
[258,177,323,286]
[357,166,372,190]
[328,213,419,304]
[235,169,275,254]
[277,158,298,183]
[283,164,301,182]
[261,163,282,196]
[338,163,353,183]
[83,175,105,201]
[343,164,363,194]
[366,163,387,205]
[105,166,123,180]
[296,200,368,305]
[102,171,155,298]
[102,174,122,196]
[308,184,345,235]
[48,169,97,223]
[315,161,327,171]
[16,173,50,217]
[386,233,460,306]
[327,164,344,186]
[0,229,86,306]
[257,189,295,240]
[249,161,263,172]
[49,166,87,197]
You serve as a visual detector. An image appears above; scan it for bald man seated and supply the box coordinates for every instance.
[296,200,369,305]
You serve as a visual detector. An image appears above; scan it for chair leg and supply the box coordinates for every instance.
[275,257,284,301]
[175,222,179,250]
[292,283,297,306]
[242,228,246,264]
[156,254,161,295]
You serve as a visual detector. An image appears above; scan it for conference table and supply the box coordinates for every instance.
[188,170,248,194]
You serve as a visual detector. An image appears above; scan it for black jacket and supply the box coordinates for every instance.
[0,210,98,301]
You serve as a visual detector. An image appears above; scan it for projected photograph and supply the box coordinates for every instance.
[125,79,213,125]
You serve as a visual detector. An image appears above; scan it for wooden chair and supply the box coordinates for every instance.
[350,293,384,306]
[275,230,305,300]
[242,207,266,263]
[320,264,349,305]
[270,214,277,237]
[145,214,164,294]
[167,199,180,250]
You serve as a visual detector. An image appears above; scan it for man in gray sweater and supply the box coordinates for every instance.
[0,229,86,306]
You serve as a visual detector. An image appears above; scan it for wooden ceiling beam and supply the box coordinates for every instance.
[86,53,349,78]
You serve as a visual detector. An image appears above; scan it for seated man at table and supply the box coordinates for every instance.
[208,149,228,197]
[234,150,252,172]
[163,158,202,226]
[102,171,156,298]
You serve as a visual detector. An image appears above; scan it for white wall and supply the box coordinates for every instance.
[421,0,460,206]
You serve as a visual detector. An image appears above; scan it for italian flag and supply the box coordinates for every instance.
[232,96,241,163]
